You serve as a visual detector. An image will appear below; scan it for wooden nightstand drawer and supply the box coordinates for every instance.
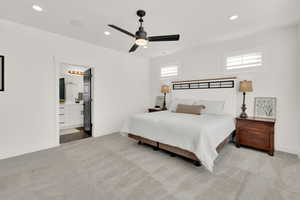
[238,129,270,150]
[236,117,275,156]
[239,126,270,138]
[237,120,271,133]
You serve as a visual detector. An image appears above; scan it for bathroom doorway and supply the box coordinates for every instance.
[58,63,93,144]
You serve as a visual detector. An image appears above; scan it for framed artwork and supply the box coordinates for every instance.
[254,97,276,119]
[0,55,4,91]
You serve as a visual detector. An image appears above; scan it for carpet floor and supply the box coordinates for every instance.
[0,133,299,200]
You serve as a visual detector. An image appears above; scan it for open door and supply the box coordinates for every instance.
[83,68,92,135]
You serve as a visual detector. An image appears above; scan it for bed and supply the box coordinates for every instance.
[121,77,237,172]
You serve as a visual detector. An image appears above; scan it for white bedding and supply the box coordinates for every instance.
[121,111,235,172]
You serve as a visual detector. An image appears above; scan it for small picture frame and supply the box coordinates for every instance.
[0,55,4,91]
[254,97,276,119]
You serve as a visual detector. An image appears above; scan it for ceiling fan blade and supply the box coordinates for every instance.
[108,24,135,38]
[148,34,180,42]
[129,44,139,53]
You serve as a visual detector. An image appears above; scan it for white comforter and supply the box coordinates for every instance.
[121,111,235,172]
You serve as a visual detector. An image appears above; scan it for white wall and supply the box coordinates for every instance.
[298,23,300,157]
[0,19,150,160]
[150,25,300,154]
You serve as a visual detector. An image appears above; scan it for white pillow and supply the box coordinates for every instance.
[170,98,195,112]
[194,100,225,115]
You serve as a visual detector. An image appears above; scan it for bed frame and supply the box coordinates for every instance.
[128,77,237,167]
[128,132,233,166]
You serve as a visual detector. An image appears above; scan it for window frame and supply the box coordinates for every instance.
[160,64,179,79]
[223,49,264,73]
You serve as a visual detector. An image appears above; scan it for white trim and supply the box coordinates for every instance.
[276,145,300,156]
[54,56,60,146]
[0,144,58,161]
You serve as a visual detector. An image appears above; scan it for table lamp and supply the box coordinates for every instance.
[239,80,253,118]
[160,85,170,110]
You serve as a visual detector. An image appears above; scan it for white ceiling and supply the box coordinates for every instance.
[0,0,299,57]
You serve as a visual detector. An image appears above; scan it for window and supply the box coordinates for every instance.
[226,52,262,70]
[160,66,178,78]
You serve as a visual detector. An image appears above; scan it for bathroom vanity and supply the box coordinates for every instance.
[59,102,83,130]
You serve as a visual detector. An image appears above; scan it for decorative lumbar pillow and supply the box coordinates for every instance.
[176,104,206,115]
[170,98,195,112]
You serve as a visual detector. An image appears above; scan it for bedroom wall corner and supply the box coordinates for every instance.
[149,25,300,155]
[0,19,150,160]
[297,23,300,159]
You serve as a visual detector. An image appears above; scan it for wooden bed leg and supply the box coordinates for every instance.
[138,141,142,145]
[170,153,176,157]
[193,161,202,167]
[153,142,159,151]
[153,146,159,151]
[268,151,274,156]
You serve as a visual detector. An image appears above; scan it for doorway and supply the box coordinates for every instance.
[57,63,93,144]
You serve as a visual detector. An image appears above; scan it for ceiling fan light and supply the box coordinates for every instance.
[135,38,148,46]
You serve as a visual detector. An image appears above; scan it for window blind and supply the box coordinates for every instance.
[226,52,262,70]
[160,66,178,78]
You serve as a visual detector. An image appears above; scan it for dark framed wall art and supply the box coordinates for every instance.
[0,55,4,91]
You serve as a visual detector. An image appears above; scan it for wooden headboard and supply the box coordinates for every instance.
[171,77,237,116]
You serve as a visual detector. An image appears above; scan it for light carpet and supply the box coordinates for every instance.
[0,133,299,200]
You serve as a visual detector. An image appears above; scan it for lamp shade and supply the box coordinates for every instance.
[239,80,253,92]
[160,85,170,93]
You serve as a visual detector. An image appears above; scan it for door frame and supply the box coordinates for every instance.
[54,56,94,145]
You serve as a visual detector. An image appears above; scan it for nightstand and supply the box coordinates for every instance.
[148,108,162,113]
[236,117,275,156]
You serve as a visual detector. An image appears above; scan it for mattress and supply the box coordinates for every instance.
[121,111,235,172]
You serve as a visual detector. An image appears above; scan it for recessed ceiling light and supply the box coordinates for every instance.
[32,5,43,12]
[143,46,148,49]
[229,15,239,21]
[104,31,111,35]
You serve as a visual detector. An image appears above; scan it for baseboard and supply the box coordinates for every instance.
[276,145,299,156]
[93,131,119,138]
[0,143,59,161]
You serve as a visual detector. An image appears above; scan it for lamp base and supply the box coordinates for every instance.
[239,112,248,118]
[162,92,167,111]
[161,107,167,111]
[240,104,248,118]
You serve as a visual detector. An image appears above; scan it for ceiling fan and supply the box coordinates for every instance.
[108,10,180,53]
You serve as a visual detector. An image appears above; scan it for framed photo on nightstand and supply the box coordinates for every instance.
[0,55,4,91]
[254,97,276,119]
